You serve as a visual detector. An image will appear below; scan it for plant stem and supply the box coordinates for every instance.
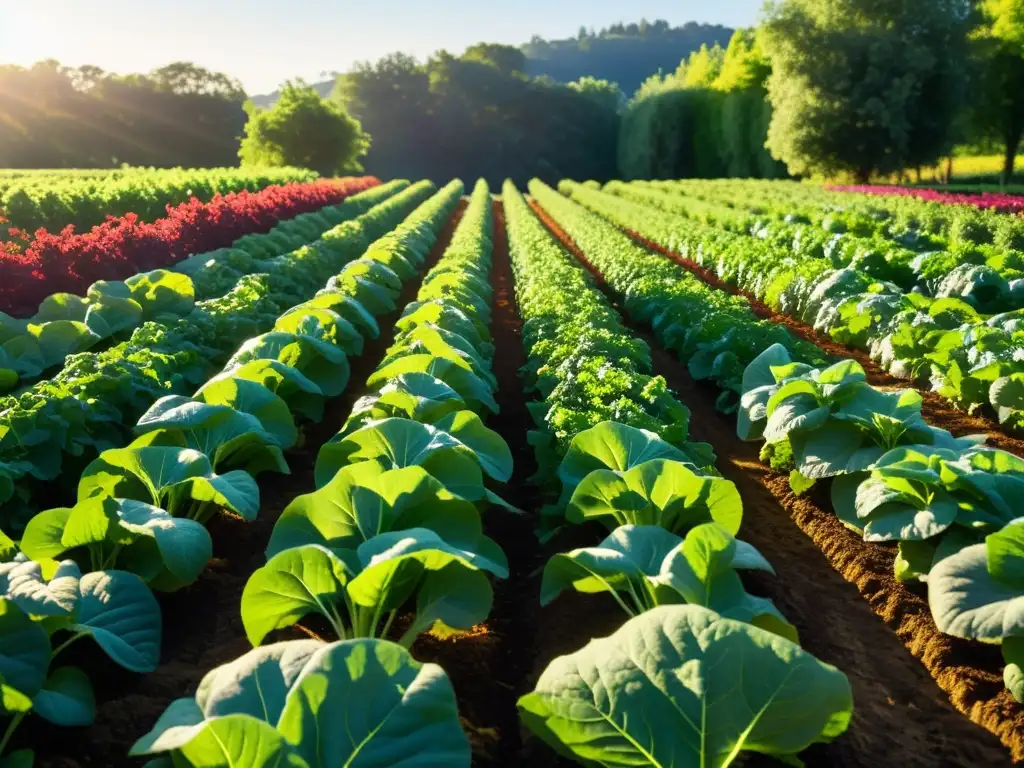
[52,632,85,659]
[0,711,26,756]
[379,610,397,641]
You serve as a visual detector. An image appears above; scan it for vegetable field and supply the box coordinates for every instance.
[3,172,1024,767]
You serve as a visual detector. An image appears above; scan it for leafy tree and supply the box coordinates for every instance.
[713,28,770,91]
[461,43,527,74]
[239,81,369,175]
[762,0,972,180]
[679,44,725,88]
[972,0,1024,182]
[567,76,626,113]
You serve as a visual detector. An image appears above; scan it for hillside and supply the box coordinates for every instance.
[250,19,733,107]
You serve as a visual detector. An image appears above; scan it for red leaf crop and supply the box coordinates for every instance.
[0,177,379,318]
[826,184,1024,214]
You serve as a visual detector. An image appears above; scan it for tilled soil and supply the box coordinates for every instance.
[529,196,1020,766]
[28,203,465,768]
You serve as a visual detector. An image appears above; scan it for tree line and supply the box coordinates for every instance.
[4,4,1023,184]
[0,61,245,168]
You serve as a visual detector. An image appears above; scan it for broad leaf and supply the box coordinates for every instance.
[518,605,853,768]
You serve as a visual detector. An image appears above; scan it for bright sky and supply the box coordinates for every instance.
[0,0,762,95]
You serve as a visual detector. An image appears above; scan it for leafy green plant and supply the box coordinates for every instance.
[541,523,795,640]
[832,446,1024,581]
[518,605,853,768]
[929,519,1024,702]
[315,416,513,506]
[77,446,260,524]
[242,532,507,648]
[131,638,470,767]
[739,344,978,479]
[0,555,161,765]
[20,497,212,591]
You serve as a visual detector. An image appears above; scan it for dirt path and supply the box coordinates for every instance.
[529,197,1020,766]
[29,204,465,768]
[626,229,1024,458]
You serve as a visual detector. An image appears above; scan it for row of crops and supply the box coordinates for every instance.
[2,171,1024,765]
[0,166,320,234]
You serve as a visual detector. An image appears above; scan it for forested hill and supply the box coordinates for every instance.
[251,19,733,107]
[523,21,734,95]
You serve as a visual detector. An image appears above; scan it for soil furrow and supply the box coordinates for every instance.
[29,203,465,768]
[529,196,1020,766]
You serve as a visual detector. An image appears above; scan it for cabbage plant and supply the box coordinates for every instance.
[541,523,796,641]
[930,519,1024,702]
[131,638,470,767]
[519,605,853,768]
[0,552,160,766]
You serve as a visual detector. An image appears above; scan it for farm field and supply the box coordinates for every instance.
[4,171,1024,768]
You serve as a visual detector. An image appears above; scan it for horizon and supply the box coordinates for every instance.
[1,0,761,95]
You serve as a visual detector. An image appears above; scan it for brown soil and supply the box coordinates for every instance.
[530,197,1021,766]
[28,203,466,768]
[627,229,1024,459]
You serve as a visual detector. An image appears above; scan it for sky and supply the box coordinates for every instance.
[0,0,762,95]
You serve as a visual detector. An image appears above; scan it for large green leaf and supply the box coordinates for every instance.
[0,557,81,619]
[344,373,466,435]
[34,294,90,323]
[518,605,853,768]
[124,269,195,319]
[33,666,96,726]
[275,307,363,356]
[195,378,298,450]
[0,599,49,702]
[267,464,485,558]
[133,638,469,767]
[348,528,508,609]
[558,421,696,501]
[315,417,510,489]
[79,446,259,520]
[306,292,380,339]
[175,715,294,767]
[276,639,470,767]
[71,570,162,672]
[84,295,144,338]
[241,546,352,646]
[367,355,497,414]
[929,520,1024,642]
[134,399,287,477]
[226,332,350,398]
[540,525,681,606]
[567,459,742,535]
[29,320,101,367]
[213,360,325,423]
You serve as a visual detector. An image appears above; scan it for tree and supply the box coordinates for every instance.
[567,76,626,113]
[973,0,1024,182]
[762,0,972,180]
[713,28,770,91]
[239,81,369,175]
[461,43,527,75]
[679,44,725,88]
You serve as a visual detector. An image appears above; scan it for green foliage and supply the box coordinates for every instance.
[131,639,471,766]
[240,81,370,175]
[334,50,619,185]
[518,605,853,767]
[762,0,972,179]
[566,76,625,113]
[618,27,783,181]
[971,0,1024,183]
